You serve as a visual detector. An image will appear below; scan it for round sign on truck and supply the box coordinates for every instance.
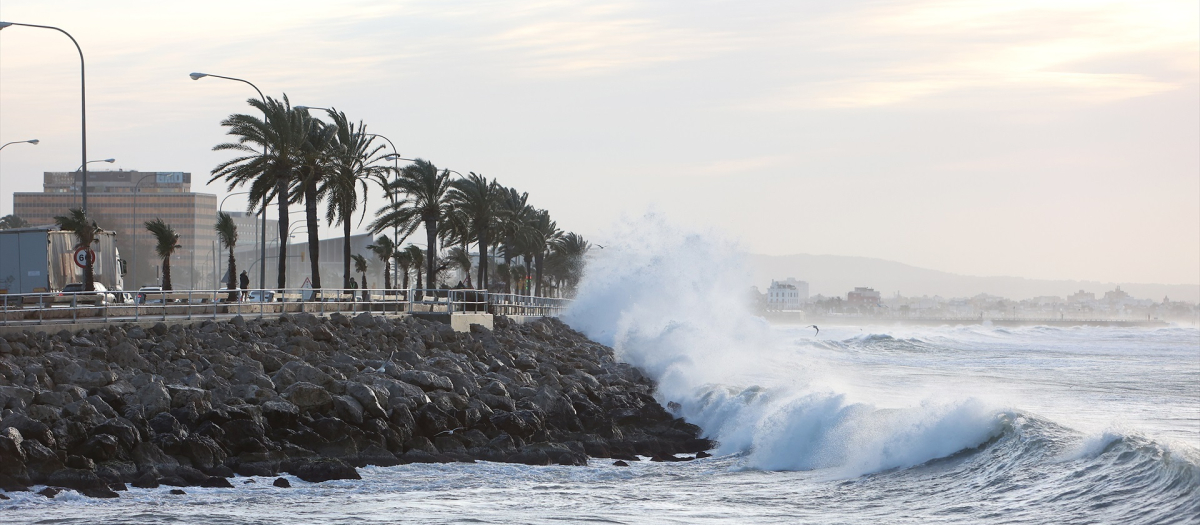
[73,247,96,268]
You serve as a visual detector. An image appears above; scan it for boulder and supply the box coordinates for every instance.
[273,477,291,488]
[286,458,360,483]
[282,382,332,412]
[398,370,453,392]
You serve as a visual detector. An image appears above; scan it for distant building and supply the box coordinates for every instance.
[1068,290,1095,303]
[14,170,216,290]
[767,278,808,310]
[1104,286,1130,303]
[847,286,881,305]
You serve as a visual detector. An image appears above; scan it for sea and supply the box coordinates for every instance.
[3,224,1198,524]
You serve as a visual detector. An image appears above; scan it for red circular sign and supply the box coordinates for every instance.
[73,247,96,268]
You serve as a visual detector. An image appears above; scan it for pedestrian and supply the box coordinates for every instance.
[239,270,250,301]
[349,277,359,301]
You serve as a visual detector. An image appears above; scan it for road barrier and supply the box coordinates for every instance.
[0,287,571,327]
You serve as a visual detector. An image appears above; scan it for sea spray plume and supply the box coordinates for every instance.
[563,215,1006,476]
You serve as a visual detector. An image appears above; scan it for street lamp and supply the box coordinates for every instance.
[0,139,39,151]
[72,158,115,208]
[190,71,269,292]
[0,22,89,213]
[131,173,156,288]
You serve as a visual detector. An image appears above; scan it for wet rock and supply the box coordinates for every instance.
[37,487,60,498]
[81,486,120,498]
[169,488,186,495]
[286,458,360,483]
[273,477,291,488]
[282,382,332,412]
[613,460,629,467]
[200,476,234,488]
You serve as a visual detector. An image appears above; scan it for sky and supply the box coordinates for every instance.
[0,0,1196,285]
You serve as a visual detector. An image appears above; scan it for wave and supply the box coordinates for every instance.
[562,215,1200,508]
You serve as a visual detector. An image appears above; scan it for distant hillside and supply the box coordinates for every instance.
[746,253,1200,302]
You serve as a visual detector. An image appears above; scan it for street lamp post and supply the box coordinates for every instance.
[131,173,156,288]
[0,22,89,213]
[190,72,269,292]
[0,139,38,217]
[0,139,39,151]
[72,158,115,209]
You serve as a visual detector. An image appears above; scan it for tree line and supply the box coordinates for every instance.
[209,94,590,297]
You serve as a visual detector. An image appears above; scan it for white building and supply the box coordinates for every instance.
[767,278,808,310]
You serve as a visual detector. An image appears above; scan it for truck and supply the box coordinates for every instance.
[0,227,126,295]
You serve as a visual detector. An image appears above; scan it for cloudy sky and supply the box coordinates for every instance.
[1,0,1196,285]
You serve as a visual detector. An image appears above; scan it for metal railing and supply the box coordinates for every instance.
[0,287,571,327]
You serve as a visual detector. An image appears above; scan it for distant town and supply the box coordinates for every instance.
[752,278,1200,324]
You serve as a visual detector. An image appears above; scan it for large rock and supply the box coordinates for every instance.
[286,458,360,483]
[398,370,453,392]
[1,414,56,449]
[106,341,150,369]
[136,382,172,416]
[282,382,332,412]
[345,382,386,419]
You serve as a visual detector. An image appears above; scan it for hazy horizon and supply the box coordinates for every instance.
[1,1,1196,286]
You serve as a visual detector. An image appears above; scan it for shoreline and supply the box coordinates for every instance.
[0,313,712,498]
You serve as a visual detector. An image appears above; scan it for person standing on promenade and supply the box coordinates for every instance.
[239,271,250,301]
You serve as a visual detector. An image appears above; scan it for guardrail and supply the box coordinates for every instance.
[0,287,570,327]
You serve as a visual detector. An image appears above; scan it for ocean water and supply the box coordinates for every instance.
[4,223,1198,524]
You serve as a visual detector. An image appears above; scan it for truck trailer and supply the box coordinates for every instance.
[0,227,125,295]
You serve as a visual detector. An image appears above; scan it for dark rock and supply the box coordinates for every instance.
[47,468,105,490]
[131,470,160,489]
[78,434,121,462]
[244,479,256,484]
[65,455,95,470]
[169,488,186,495]
[613,460,629,466]
[81,486,120,498]
[38,487,60,498]
[200,476,234,488]
[0,473,29,492]
[286,458,360,483]
[273,477,291,488]
[695,451,712,459]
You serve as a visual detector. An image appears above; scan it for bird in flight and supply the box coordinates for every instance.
[806,325,819,335]
[376,351,395,373]
[436,427,465,436]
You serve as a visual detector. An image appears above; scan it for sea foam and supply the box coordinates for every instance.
[563,215,1003,476]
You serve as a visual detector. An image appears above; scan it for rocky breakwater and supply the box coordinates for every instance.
[0,313,712,498]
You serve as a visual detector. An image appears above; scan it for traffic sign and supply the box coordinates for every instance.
[73,247,96,268]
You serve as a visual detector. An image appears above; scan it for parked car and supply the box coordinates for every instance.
[247,290,276,302]
[137,286,165,304]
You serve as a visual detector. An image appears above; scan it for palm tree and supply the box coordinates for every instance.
[370,159,451,293]
[351,254,368,290]
[324,109,386,290]
[215,212,239,300]
[447,172,503,291]
[496,188,532,293]
[446,246,473,288]
[211,94,312,290]
[53,208,101,291]
[394,249,413,291]
[403,244,425,293]
[546,232,589,297]
[293,118,338,290]
[145,218,181,291]
[0,214,29,230]
[526,210,560,297]
[366,235,395,291]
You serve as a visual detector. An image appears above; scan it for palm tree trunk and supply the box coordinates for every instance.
[503,253,513,294]
[305,180,321,289]
[476,231,488,291]
[84,257,95,292]
[384,261,392,290]
[342,215,352,290]
[524,258,533,295]
[227,249,237,301]
[276,179,289,291]
[162,257,173,291]
[424,215,438,291]
[534,250,545,297]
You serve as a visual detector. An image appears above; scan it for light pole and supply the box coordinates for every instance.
[0,22,89,213]
[0,139,38,217]
[190,72,269,292]
[131,173,156,288]
[72,158,115,209]
[0,139,39,151]
[217,191,252,291]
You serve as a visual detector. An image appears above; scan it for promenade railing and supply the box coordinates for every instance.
[0,287,571,327]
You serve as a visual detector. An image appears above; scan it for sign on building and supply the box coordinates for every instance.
[156,172,184,184]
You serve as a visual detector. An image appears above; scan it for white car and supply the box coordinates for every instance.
[59,282,116,304]
[247,290,276,302]
[137,286,165,304]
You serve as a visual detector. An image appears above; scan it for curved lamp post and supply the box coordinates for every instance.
[0,22,89,213]
[0,139,39,152]
[190,72,269,292]
[72,158,115,208]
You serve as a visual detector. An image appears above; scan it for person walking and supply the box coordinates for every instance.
[349,277,360,302]
[239,270,250,301]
